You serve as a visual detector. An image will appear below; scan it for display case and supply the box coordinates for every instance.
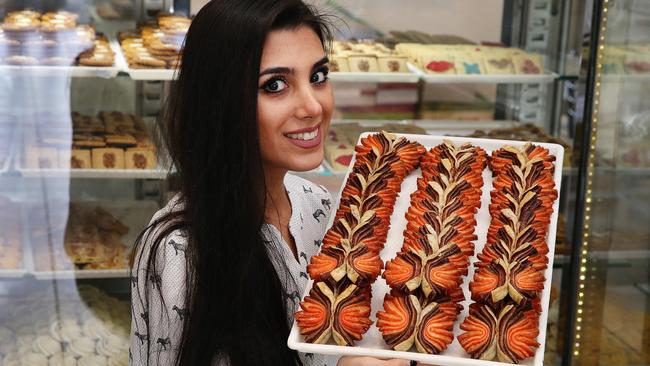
[567,0,650,365]
[0,0,641,365]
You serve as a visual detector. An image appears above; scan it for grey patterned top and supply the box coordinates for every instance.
[129,174,339,366]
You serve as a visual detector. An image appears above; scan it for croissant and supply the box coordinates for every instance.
[295,281,373,346]
[376,293,456,354]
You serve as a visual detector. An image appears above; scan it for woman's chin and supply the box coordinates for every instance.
[287,156,324,172]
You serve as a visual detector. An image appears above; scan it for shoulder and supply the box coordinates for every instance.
[134,195,188,271]
[285,174,334,227]
[285,174,331,200]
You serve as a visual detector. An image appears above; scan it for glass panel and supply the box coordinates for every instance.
[0,1,590,365]
[574,0,650,365]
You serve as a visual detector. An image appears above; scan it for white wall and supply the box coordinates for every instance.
[190,0,504,43]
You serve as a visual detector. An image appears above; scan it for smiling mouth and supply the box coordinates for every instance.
[284,125,320,141]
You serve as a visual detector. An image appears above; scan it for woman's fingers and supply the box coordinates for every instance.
[337,356,411,366]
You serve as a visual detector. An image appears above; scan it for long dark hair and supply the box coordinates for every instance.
[132,1,333,365]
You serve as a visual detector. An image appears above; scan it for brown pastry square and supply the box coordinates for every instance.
[26,146,58,169]
[105,133,137,147]
[377,56,408,73]
[91,148,125,169]
[70,149,91,169]
[348,56,379,73]
[125,148,156,169]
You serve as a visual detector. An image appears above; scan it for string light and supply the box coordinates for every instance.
[573,0,609,362]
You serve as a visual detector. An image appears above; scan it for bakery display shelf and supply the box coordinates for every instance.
[17,167,168,179]
[32,268,129,280]
[587,249,650,261]
[112,41,176,80]
[289,133,564,366]
[329,71,419,83]
[602,73,650,83]
[0,269,28,278]
[29,200,159,280]
[408,63,558,84]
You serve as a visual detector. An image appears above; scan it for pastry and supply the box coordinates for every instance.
[348,56,379,72]
[92,148,125,169]
[298,132,425,346]
[70,149,91,169]
[376,293,457,354]
[48,354,78,366]
[455,54,486,75]
[330,56,349,72]
[512,53,543,74]
[484,53,515,74]
[459,143,558,363]
[125,147,156,169]
[377,141,485,353]
[295,281,372,345]
[78,355,108,366]
[105,134,137,147]
[459,303,539,363]
[377,56,408,73]
[26,146,58,169]
[32,335,62,356]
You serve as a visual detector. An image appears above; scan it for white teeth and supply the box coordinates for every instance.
[286,128,318,141]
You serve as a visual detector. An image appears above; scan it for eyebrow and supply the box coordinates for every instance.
[259,56,329,77]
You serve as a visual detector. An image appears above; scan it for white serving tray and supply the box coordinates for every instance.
[288,133,564,366]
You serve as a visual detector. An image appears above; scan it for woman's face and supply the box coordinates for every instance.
[257,25,333,173]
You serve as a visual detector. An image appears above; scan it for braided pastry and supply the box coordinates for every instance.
[298,132,425,345]
[460,143,557,363]
[378,140,486,353]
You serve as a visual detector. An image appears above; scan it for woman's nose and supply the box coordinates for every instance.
[294,86,323,120]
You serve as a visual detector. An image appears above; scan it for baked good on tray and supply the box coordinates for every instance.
[32,203,130,271]
[0,197,22,269]
[24,111,157,171]
[0,10,112,67]
[377,290,460,353]
[119,13,189,69]
[297,132,426,345]
[377,140,486,354]
[295,281,372,345]
[459,143,558,363]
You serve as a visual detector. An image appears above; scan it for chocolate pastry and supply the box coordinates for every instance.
[459,303,539,363]
[298,132,425,345]
[378,141,486,352]
[460,143,558,363]
[295,281,372,346]
[376,293,457,354]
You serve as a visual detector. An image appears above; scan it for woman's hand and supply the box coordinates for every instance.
[336,356,410,366]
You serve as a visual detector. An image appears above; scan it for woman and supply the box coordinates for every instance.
[129,0,412,365]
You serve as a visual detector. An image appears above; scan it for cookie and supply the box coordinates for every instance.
[5,55,38,65]
[348,56,379,72]
[329,56,349,72]
[26,146,58,169]
[125,148,156,169]
[484,53,515,74]
[70,149,91,169]
[105,134,136,147]
[91,148,125,169]
[512,53,543,74]
[377,56,408,73]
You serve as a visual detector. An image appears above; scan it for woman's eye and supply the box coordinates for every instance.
[263,78,288,93]
[311,69,329,84]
